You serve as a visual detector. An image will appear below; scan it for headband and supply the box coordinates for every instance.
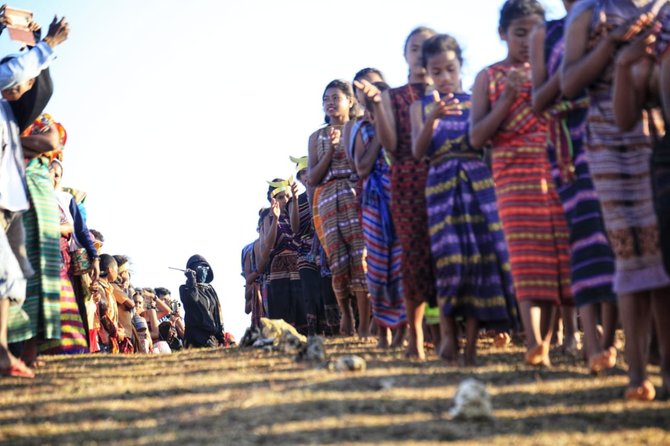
[267,176,294,198]
[289,155,308,172]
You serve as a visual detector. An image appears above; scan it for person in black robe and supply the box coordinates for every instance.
[179,254,225,348]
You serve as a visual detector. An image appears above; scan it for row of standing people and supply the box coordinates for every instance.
[243,0,670,402]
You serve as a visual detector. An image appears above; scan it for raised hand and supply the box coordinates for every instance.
[502,64,529,101]
[616,24,658,67]
[353,79,382,104]
[270,198,281,219]
[327,125,341,147]
[290,181,299,200]
[43,16,69,48]
[427,91,463,121]
[185,268,197,285]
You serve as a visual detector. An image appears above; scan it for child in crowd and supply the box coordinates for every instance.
[410,34,518,366]
[470,0,573,367]
[367,27,438,359]
[95,254,133,353]
[529,0,618,373]
[562,0,670,400]
[263,179,308,333]
[308,80,370,338]
[351,80,407,348]
[289,157,331,336]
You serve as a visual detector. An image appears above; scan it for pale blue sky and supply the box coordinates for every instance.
[1,0,565,339]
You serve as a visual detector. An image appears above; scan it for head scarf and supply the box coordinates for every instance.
[24,113,67,163]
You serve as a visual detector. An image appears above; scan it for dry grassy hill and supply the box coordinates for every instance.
[1,335,669,445]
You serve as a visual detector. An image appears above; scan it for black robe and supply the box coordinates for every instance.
[179,254,225,348]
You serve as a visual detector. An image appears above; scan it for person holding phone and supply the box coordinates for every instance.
[0,12,69,376]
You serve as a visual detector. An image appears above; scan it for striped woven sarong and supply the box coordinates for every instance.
[312,126,367,295]
[424,93,517,326]
[487,63,572,305]
[543,17,616,306]
[8,157,61,342]
[358,122,405,328]
[388,83,436,305]
[39,254,88,354]
[580,1,670,293]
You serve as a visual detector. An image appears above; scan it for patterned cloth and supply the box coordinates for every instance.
[357,120,406,329]
[572,0,670,293]
[39,230,88,354]
[543,18,617,306]
[312,125,367,295]
[267,213,307,333]
[388,83,436,305]
[8,156,61,342]
[486,63,573,305]
[295,192,328,335]
[423,92,517,326]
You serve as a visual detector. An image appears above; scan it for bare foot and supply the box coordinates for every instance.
[377,327,390,348]
[339,313,354,337]
[624,380,656,401]
[405,342,426,361]
[525,343,551,367]
[390,326,406,348]
[588,347,617,374]
[464,356,479,367]
[438,339,458,365]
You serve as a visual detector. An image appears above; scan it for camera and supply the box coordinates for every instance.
[169,300,182,315]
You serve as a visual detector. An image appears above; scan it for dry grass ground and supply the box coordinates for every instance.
[1,335,669,445]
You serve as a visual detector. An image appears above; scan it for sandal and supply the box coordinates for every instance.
[0,359,35,379]
[624,380,656,401]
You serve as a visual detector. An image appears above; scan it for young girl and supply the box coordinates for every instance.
[308,80,370,338]
[470,0,573,367]
[364,26,438,359]
[562,0,670,400]
[262,179,308,334]
[410,34,517,366]
[351,81,407,348]
[529,0,618,373]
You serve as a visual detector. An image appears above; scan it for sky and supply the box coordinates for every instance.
[1,0,566,340]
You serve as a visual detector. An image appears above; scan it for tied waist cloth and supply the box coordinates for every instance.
[543,97,590,183]
[429,147,482,167]
[362,169,393,246]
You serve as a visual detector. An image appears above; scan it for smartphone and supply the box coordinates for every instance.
[0,5,35,46]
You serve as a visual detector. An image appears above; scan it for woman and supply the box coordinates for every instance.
[39,158,88,354]
[308,79,370,338]
[529,0,618,373]
[368,26,438,358]
[262,180,308,334]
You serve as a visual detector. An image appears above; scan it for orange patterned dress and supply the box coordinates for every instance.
[486,62,572,304]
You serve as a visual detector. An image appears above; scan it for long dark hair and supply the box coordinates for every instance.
[404,26,437,56]
[499,0,545,32]
[322,79,357,124]
[421,34,464,68]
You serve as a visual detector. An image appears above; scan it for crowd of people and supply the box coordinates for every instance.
[0,12,239,380]
[1,0,669,404]
[241,0,670,402]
